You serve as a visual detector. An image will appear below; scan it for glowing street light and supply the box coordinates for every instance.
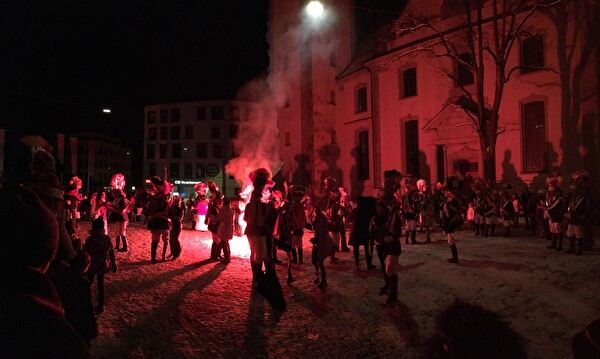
[102,108,111,114]
[306,1,324,19]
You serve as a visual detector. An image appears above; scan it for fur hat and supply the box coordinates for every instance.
[151,175,164,187]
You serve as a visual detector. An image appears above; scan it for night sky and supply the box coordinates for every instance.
[1,0,269,142]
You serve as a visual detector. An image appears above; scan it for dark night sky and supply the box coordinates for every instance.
[1,0,269,143]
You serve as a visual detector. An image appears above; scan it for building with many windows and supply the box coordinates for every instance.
[75,132,132,193]
[269,0,599,197]
[143,100,256,198]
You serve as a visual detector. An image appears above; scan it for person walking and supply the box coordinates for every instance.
[146,176,172,263]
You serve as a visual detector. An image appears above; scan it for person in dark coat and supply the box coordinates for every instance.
[311,205,335,290]
[442,191,463,263]
[84,218,117,313]
[147,176,172,262]
[55,250,98,345]
[167,195,184,260]
[0,186,90,359]
[349,196,377,270]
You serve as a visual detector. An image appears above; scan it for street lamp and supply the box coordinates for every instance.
[306,1,324,19]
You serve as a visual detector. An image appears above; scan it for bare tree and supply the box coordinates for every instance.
[390,0,564,181]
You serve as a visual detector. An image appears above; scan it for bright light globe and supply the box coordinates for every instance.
[306,1,323,18]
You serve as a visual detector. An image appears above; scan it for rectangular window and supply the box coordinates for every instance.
[211,106,224,121]
[356,87,368,113]
[212,143,223,159]
[184,163,193,178]
[185,125,193,139]
[159,127,168,140]
[160,109,168,123]
[521,36,544,74]
[169,162,180,178]
[171,108,180,122]
[523,101,546,172]
[401,68,417,98]
[405,120,419,175]
[358,131,369,179]
[171,126,180,140]
[172,143,182,159]
[196,143,207,158]
[146,144,155,159]
[197,106,206,121]
[149,162,157,176]
[159,144,168,159]
[196,163,205,178]
[147,111,156,124]
[456,52,474,86]
[148,127,157,141]
[211,127,221,139]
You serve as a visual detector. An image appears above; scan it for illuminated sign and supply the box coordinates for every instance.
[174,180,200,185]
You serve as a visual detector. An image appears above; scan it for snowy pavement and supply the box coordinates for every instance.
[80,221,600,359]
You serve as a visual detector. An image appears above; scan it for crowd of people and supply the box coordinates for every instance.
[1,134,598,358]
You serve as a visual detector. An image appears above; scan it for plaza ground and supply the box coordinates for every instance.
[80,221,600,358]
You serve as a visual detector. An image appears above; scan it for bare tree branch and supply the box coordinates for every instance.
[504,65,564,82]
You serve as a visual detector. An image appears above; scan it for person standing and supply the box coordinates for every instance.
[245,168,273,284]
[146,176,172,262]
[349,196,377,270]
[442,191,463,264]
[84,218,117,313]
[206,182,223,261]
[324,176,350,254]
[565,182,589,255]
[107,185,129,252]
[403,182,419,245]
[311,205,335,289]
[546,186,565,251]
[216,198,235,264]
[167,196,184,260]
[521,186,533,230]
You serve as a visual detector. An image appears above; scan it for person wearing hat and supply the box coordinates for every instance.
[0,186,90,358]
[324,176,350,254]
[147,176,172,262]
[402,181,420,245]
[564,184,589,255]
[442,190,463,263]
[545,186,565,251]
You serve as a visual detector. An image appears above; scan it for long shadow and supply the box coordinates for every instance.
[109,259,215,296]
[240,290,270,358]
[386,300,422,347]
[458,259,530,271]
[398,262,426,273]
[95,264,227,358]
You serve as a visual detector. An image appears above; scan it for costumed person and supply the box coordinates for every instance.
[500,192,515,237]
[193,182,208,231]
[167,195,184,260]
[564,171,590,256]
[442,190,463,263]
[374,169,403,302]
[266,189,283,264]
[107,173,130,252]
[92,190,109,235]
[302,195,315,231]
[231,195,243,236]
[417,179,434,243]
[244,168,274,284]
[84,218,117,314]
[146,176,172,262]
[216,198,235,264]
[403,180,419,245]
[205,180,223,261]
[273,199,295,284]
[64,176,86,234]
[483,185,499,237]
[472,180,487,236]
[545,173,565,251]
[324,176,350,255]
[349,196,377,270]
[289,185,307,265]
[311,205,335,290]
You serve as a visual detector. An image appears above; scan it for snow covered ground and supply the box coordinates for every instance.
[80,220,600,358]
